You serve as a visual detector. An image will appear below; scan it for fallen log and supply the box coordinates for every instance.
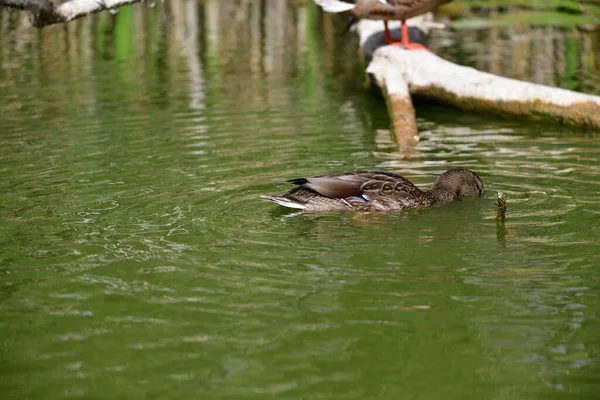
[354,17,600,149]
[0,0,141,28]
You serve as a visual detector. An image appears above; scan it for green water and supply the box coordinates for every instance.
[1,2,600,399]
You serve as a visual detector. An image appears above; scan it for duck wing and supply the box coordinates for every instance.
[358,171,424,200]
[287,171,423,200]
[286,174,366,198]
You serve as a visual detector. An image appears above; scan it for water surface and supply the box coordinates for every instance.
[1,2,600,399]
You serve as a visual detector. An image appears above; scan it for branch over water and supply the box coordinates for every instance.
[0,0,142,28]
[352,17,600,151]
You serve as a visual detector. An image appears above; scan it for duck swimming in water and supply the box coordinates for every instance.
[314,0,452,50]
[262,169,483,211]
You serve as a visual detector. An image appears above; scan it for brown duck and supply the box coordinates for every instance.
[314,0,452,49]
[262,169,483,211]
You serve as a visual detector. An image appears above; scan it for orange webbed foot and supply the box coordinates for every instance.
[402,42,428,51]
[384,21,428,50]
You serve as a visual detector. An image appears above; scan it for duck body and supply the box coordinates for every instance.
[262,169,484,211]
[314,0,452,49]
[316,0,452,21]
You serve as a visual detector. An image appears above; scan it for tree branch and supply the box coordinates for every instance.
[354,18,600,150]
[0,0,142,28]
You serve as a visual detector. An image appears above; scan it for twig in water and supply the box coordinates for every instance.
[496,191,506,225]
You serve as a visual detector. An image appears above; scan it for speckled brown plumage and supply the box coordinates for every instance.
[262,169,484,211]
[314,0,453,48]
[348,0,452,21]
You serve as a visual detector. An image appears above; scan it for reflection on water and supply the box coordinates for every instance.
[431,24,600,94]
[1,1,600,399]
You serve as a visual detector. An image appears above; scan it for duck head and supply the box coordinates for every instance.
[430,169,484,200]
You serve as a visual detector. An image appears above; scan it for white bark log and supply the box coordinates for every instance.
[354,18,600,148]
[0,0,142,28]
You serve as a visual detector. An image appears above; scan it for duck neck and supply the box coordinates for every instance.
[425,188,457,204]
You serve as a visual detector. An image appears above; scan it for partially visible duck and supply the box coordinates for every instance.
[262,169,483,211]
[314,0,452,50]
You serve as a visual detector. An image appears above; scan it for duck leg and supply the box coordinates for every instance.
[383,20,427,50]
[401,20,427,50]
[383,21,401,45]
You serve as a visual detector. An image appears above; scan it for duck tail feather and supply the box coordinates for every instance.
[313,0,356,13]
[285,178,308,186]
[260,195,308,210]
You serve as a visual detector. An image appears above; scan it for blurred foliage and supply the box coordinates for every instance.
[447,0,600,28]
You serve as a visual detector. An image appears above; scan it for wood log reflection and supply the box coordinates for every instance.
[0,1,599,131]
